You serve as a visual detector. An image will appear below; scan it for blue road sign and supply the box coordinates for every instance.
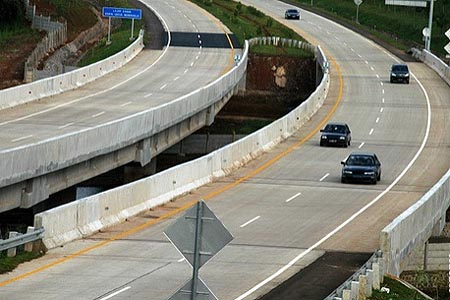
[102,7,142,19]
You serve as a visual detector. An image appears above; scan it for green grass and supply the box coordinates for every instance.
[290,0,449,57]
[369,276,428,300]
[0,26,38,47]
[189,0,312,58]
[250,44,314,58]
[0,251,43,274]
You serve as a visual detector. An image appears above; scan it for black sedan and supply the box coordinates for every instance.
[320,122,351,147]
[390,63,410,84]
[285,9,300,20]
[341,152,381,184]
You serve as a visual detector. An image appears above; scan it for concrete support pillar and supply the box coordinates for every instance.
[24,226,35,252]
[124,159,156,183]
[21,177,49,209]
[342,290,351,300]
[7,231,19,257]
[136,137,152,166]
[206,104,215,126]
[372,263,381,289]
[351,281,359,300]
[358,275,367,300]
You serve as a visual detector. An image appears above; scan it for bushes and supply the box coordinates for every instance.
[0,0,25,26]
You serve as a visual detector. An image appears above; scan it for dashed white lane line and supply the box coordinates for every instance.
[12,135,33,142]
[178,258,185,263]
[319,173,330,182]
[174,76,180,81]
[382,98,385,103]
[144,92,153,98]
[190,62,194,67]
[120,101,132,107]
[200,45,202,49]
[358,142,365,149]
[58,122,74,129]
[376,117,380,123]
[350,48,355,52]
[195,55,199,60]
[197,34,200,38]
[380,82,384,86]
[370,66,374,71]
[184,69,189,74]
[285,192,302,203]
[380,107,384,113]
[98,287,131,300]
[92,111,105,118]
[382,89,385,94]
[369,128,374,135]
[240,216,261,228]
[199,40,202,44]
[357,54,362,58]
[364,60,369,64]
[376,74,379,79]
[160,84,167,90]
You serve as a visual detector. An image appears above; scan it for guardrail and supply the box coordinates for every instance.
[380,169,450,276]
[0,227,44,257]
[411,48,450,87]
[35,39,329,249]
[324,251,384,300]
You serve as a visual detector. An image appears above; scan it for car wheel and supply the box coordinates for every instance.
[320,141,324,147]
[377,172,381,181]
[348,139,351,146]
[390,78,393,83]
[406,79,410,84]
[341,177,346,183]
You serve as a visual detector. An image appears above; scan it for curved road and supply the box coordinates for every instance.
[0,0,449,300]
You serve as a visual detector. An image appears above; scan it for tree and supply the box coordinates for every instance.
[0,0,25,26]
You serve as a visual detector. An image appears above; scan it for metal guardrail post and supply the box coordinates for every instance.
[0,227,45,255]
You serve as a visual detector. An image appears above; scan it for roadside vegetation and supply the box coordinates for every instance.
[289,0,450,57]
[189,0,313,58]
[0,251,43,274]
[369,276,429,300]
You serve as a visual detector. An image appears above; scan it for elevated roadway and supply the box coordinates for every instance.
[0,0,238,213]
[0,0,448,300]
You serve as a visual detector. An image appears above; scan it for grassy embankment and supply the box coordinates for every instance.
[0,252,43,274]
[290,0,449,57]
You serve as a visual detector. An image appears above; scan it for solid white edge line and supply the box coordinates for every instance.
[319,173,330,182]
[234,5,432,300]
[0,2,172,127]
[98,286,131,300]
[240,216,261,228]
[285,192,302,203]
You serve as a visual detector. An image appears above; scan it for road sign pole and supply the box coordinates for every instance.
[191,201,203,300]
[356,5,360,24]
[426,0,434,50]
[130,18,135,40]
[107,17,111,45]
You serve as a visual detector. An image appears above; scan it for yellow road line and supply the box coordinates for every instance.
[0,9,343,290]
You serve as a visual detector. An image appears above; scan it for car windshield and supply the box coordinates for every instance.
[287,9,298,13]
[392,65,408,72]
[324,124,345,133]
[347,155,374,166]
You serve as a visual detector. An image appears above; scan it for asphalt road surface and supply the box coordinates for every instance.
[0,0,448,300]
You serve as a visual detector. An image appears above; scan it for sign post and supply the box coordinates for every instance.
[445,28,450,57]
[101,7,142,44]
[354,0,363,24]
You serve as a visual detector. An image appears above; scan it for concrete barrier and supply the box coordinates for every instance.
[380,169,450,276]
[411,48,450,87]
[35,43,329,249]
[0,29,144,110]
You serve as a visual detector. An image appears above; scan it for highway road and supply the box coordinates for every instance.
[0,0,449,300]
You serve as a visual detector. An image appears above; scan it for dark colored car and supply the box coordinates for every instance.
[320,122,351,147]
[390,63,410,84]
[341,152,381,184]
[285,9,300,20]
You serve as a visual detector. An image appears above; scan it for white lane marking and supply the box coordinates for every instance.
[380,82,384,86]
[319,173,330,182]
[234,70,432,300]
[358,142,365,149]
[365,60,369,64]
[376,74,379,79]
[343,42,347,46]
[195,55,199,60]
[350,48,355,52]
[369,128,374,135]
[382,98,385,103]
[199,40,202,44]
[382,89,385,94]
[92,111,105,118]
[120,101,132,107]
[98,287,131,300]
[178,258,185,262]
[160,84,167,90]
[357,54,362,58]
[58,122,74,129]
[0,3,172,128]
[184,69,189,74]
[12,135,33,142]
[370,66,374,71]
[190,62,194,67]
[380,107,384,113]
[376,117,380,123]
[285,192,302,203]
[198,51,201,55]
[197,34,200,38]
[174,76,180,81]
[200,45,202,49]
[144,92,153,98]
[240,216,260,228]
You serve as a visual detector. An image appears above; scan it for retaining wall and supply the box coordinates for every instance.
[412,48,450,87]
[403,242,450,271]
[35,45,329,249]
[380,169,450,276]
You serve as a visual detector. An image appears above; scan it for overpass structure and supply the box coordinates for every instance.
[0,0,247,214]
